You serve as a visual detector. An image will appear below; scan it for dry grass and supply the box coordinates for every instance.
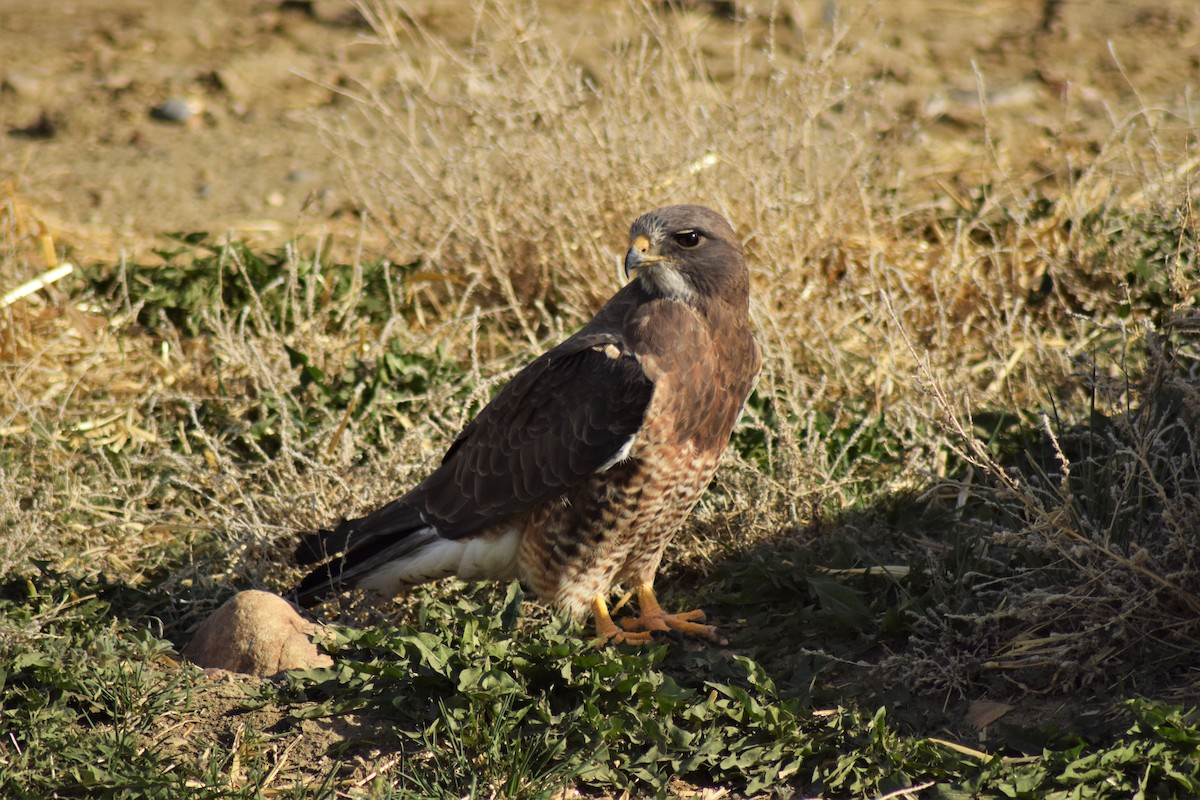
[3,0,1199,703]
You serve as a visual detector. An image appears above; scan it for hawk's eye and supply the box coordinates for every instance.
[673,230,702,248]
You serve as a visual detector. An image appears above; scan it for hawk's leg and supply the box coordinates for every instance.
[619,582,718,641]
[591,595,653,646]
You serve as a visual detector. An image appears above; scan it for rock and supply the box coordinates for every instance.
[101,73,134,92]
[2,71,42,98]
[209,69,249,102]
[150,97,200,123]
[181,590,333,677]
[9,111,59,140]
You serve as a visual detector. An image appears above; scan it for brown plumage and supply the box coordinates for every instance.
[293,204,761,643]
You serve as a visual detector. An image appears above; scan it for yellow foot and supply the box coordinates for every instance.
[619,606,718,640]
[619,583,719,642]
[592,595,652,646]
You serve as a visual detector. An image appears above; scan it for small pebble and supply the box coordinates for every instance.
[9,111,57,139]
[265,191,285,207]
[2,71,41,97]
[150,97,197,123]
[101,73,134,92]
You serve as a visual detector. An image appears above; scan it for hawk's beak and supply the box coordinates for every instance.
[624,234,662,279]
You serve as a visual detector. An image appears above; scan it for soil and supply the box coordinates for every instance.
[1,0,367,257]
[4,0,1198,263]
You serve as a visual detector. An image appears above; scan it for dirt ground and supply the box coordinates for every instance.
[0,0,711,257]
[3,0,1198,263]
[2,0,365,255]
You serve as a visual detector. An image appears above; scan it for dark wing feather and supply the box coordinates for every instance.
[291,331,652,606]
[413,333,653,538]
[294,497,424,566]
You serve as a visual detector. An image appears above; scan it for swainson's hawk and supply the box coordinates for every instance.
[293,204,761,643]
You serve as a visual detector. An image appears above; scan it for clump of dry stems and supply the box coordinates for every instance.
[2,0,1198,694]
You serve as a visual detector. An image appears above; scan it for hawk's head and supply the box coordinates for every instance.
[624,205,748,309]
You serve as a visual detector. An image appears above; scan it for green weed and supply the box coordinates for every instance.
[87,235,422,337]
[0,574,192,799]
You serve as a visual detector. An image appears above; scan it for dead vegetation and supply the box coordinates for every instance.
[3,0,1200,794]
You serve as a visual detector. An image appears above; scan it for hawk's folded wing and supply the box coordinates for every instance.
[296,331,656,575]
[418,333,654,538]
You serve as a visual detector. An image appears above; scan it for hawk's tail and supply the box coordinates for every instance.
[291,499,431,607]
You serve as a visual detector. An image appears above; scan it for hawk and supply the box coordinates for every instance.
[293,204,761,644]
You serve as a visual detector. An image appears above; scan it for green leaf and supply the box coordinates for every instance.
[807,574,874,630]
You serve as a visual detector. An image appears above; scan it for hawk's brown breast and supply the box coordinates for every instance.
[516,290,759,619]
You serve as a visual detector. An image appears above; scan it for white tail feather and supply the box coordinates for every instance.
[357,526,521,594]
